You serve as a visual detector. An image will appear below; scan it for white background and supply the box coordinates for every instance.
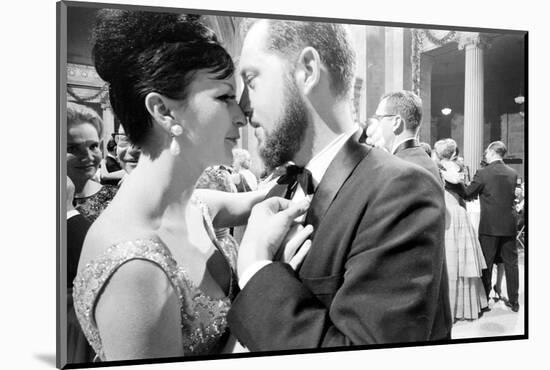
[1,0,546,369]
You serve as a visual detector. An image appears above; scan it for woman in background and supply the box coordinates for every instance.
[435,138,488,322]
[67,102,118,222]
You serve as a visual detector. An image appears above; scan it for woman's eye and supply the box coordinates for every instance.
[218,94,236,103]
[90,143,100,151]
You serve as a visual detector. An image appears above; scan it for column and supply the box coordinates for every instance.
[366,26,385,119]
[384,28,404,93]
[419,54,434,144]
[460,34,485,174]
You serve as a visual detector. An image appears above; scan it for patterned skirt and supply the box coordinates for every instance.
[444,191,488,321]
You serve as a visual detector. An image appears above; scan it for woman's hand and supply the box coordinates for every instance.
[237,197,310,277]
[281,224,313,270]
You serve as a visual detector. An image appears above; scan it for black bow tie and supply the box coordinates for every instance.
[277,165,315,199]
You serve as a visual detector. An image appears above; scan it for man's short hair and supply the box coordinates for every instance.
[488,141,507,158]
[244,19,356,99]
[106,138,117,152]
[381,90,423,132]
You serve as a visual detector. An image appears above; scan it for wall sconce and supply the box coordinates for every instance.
[514,95,525,104]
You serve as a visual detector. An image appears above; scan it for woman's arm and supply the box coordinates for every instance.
[194,187,271,228]
[100,159,126,182]
[95,260,184,360]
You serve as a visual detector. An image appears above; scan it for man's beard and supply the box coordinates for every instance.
[259,78,309,170]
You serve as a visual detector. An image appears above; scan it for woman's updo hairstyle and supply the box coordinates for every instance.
[92,9,234,146]
[434,138,458,161]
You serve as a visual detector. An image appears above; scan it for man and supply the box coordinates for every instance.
[100,138,124,186]
[464,141,520,312]
[229,19,451,349]
[372,90,442,182]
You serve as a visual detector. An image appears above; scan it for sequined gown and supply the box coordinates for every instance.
[73,197,239,361]
[74,184,118,222]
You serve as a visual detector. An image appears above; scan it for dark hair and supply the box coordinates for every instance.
[251,20,355,99]
[488,141,507,158]
[381,90,423,132]
[92,10,234,146]
[106,138,117,152]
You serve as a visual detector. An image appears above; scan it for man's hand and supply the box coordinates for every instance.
[237,197,310,277]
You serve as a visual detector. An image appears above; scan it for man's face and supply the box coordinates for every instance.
[239,21,308,169]
[374,98,398,152]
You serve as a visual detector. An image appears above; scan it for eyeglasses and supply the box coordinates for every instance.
[112,133,131,149]
[371,114,398,121]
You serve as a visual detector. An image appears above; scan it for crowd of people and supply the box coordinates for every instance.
[64,9,525,364]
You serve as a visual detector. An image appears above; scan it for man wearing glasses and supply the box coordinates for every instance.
[369,90,442,183]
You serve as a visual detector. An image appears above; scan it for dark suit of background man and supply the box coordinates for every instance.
[464,141,520,312]
[230,20,452,349]
[371,89,451,322]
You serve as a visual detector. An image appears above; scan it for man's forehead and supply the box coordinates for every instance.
[240,21,271,66]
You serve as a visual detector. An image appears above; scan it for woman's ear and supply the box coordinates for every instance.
[296,47,321,96]
[145,92,174,132]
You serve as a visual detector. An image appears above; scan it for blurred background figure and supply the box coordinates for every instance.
[463,141,520,313]
[231,148,258,192]
[99,138,125,186]
[419,142,432,157]
[434,138,488,322]
[113,126,141,183]
[66,176,95,363]
[67,102,117,222]
[196,165,238,241]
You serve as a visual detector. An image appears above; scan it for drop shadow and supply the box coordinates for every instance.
[34,353,56,367]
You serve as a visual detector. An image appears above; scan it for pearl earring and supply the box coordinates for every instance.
[169,124,183,156]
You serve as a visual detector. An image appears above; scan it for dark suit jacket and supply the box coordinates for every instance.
[464,160,518,236]
[228,131,451,349]
[67,213,91,288]
[395,145,443,185]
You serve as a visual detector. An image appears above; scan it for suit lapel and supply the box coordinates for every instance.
[265,183,288,199]
[305,129,371,239]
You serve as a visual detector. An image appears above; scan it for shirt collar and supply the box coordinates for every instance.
[305,126,358,189]
[391,137,417,155]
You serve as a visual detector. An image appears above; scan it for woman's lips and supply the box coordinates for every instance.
[225,137,239,144]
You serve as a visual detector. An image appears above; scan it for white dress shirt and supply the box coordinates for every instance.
[239,127,358,288]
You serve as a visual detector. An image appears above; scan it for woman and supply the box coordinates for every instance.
[67,102,118,222]
[231,148,258,192]
[73,10,310,362]
[435,139,488,322]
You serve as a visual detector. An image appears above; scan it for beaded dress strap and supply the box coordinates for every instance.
[72,239,187,361]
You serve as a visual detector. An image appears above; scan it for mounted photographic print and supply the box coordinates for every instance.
[57,0,527,368]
